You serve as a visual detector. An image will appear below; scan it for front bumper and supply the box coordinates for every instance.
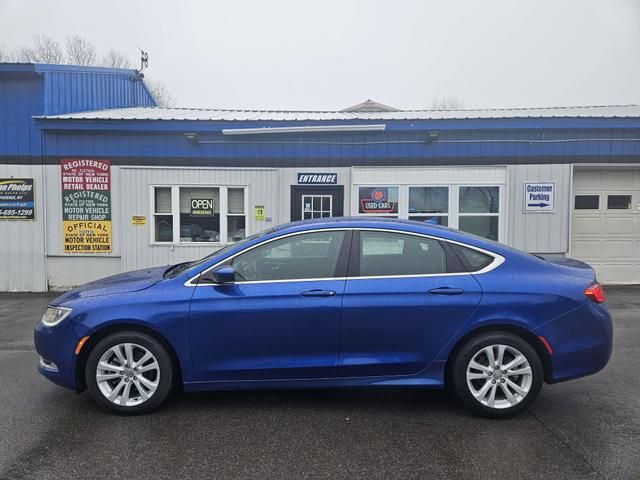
[533,301,613,383]
[34,317,92,391]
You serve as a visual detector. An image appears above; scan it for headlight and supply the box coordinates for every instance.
[41,306,72,327]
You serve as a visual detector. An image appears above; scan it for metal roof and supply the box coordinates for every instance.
[38,104,640,122]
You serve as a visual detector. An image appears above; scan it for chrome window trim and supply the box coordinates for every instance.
[184,226,505,287]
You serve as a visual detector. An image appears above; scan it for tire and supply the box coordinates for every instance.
[451,332,543,419]
[85,331,174,415]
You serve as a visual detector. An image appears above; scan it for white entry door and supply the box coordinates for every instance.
[571,169,640,284]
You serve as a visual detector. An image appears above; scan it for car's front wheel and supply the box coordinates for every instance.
[85,331,174,414]
[452,332,543,418]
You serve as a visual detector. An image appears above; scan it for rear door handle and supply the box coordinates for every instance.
[301,289,336,297]
[428,287,465,295]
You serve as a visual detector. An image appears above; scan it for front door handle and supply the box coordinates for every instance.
[301,289,336,297]
[428,287,465,295]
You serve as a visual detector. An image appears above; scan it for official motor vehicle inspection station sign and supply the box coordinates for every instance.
[61,159,112,253]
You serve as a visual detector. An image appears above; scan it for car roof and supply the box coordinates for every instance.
[273,216,517,256]
[275,216,450,231]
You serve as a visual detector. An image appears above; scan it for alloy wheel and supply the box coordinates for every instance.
[95,343,160,407]
[465,344,533,409]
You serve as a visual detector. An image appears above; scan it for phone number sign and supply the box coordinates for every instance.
[0,178,35,219]
[61,159,112,253]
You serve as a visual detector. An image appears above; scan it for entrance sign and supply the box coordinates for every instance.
[0,178,35,219]
[297,173,337,185]
[524,182,555,213]
[61,159,112,253]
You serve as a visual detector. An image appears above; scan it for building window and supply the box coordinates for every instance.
[358,186,399,215]
[574,195,599,210]
[179,187,220,242]
[152,186,247,244]
[458,186,500,240]
[227,188,247,242]
[607,195,632,210]
[153,187,173,242]
[408,186,449,226]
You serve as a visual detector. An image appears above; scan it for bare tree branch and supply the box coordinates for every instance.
[145,79,176,107]
[18,35,64,63]
[0,45,19,62]
[431,95,464,110]
[101,49,132,69]
[65,35,97,66]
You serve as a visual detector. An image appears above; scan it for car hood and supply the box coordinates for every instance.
[51,265,168,304]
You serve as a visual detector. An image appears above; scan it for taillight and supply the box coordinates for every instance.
[585,283,605,303]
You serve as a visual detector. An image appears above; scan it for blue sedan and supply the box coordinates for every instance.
[34,218,612,417]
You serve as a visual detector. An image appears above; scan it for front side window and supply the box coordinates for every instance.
[357,231,448,277]
[152,186,247,244]
[458,186,499,240]
[231,230,346,281]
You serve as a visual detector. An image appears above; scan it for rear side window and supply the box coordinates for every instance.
[357,231,450,277]
[451,244,494,272]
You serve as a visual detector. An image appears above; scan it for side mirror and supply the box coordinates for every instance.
[207,265,236,284]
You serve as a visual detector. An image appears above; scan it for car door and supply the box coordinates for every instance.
[338,229,483,377]
[188,229,350,382]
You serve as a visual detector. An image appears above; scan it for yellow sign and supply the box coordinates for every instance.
[63,221,112,253]
[254,205,265,221]
[131,215,147,225]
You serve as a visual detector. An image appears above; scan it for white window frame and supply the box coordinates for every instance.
[406,185,450,226]
[456,185,502,241]
[352,183,505,242]
[302,194,333,219]
[150,185,248,245]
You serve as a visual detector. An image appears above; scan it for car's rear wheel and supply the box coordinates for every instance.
[85,331,173,414]
[451,332,543,418]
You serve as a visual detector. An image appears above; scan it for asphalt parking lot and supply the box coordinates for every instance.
[0,288,638,480]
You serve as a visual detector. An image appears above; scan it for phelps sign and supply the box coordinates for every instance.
[0,178,35,219]
[61,159,112,253]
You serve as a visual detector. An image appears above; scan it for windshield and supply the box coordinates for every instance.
[164,227,274,278]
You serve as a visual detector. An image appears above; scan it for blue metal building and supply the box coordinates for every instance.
[1,64,639,291]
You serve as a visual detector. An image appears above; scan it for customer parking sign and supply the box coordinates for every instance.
[524,182,555,213]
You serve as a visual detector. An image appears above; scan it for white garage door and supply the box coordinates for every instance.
[571,169,640,284]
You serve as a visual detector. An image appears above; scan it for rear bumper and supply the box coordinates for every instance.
[533,301,613,383]
[34,318,92,391]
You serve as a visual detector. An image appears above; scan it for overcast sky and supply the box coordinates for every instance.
[1,0,639,110]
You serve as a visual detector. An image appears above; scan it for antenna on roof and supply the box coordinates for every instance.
[135,48,149,78]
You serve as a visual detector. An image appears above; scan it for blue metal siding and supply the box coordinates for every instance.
[42,71,154,115]
[0,64,155,160]
[0,75,44,156]
[40,126,640,165]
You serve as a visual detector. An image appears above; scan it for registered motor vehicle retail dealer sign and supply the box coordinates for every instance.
[524,182,555,213]
[61,159,112,253]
